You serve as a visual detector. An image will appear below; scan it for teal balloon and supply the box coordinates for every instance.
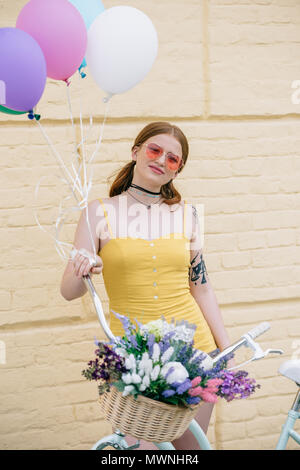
[70,0,105,30]
[69,0,105,76]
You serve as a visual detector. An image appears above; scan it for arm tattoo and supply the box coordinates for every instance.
[188,205,208,285]
[189,251,209,285]
[192,205,198,226]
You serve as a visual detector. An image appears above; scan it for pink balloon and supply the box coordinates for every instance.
[16,0,87,82]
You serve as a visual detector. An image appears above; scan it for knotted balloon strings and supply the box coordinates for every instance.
[34,79,111,265]
[33,174,82,261]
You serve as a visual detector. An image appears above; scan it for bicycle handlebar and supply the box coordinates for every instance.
[82,273,116,343]
[212,322,283,369]
[247,321,270,339]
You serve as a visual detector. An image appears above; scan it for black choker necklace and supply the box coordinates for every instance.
[130,183,161,195]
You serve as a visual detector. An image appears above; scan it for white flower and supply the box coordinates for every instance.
[122,373,133,385]
[189,349,203,363]
[131,373,142,384]
[125,353,136,371]
[122,385,135,397]
[161,346,174,364]
[136,365,145,377]
[139,374,150,391]
[171,319,197,343]
[160,361,189,384]
[150,364,161,381]
[141,319,164,340]
[151,343,161,362]
[138,352,150,375]
[200,354,214,371]
[114,347,129,358]
[189,349,214,371]
[141,352,150,362]
[140,358,153,376]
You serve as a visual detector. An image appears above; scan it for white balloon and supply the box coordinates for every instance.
[86,6,158,96]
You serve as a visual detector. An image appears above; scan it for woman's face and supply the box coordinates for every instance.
[132,133,183,189]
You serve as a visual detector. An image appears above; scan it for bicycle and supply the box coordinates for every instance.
[83,274,300,451]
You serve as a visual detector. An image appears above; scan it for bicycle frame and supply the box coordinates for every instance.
[91,421,212,451]
[276,387,300,450]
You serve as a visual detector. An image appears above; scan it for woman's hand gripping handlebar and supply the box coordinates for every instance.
[70,247,115,343]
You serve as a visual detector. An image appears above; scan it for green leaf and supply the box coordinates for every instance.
[112,380,126,392]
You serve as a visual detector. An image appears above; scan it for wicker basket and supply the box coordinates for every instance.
[98,386,203,443]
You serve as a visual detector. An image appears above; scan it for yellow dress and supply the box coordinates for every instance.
[98,198,217,353]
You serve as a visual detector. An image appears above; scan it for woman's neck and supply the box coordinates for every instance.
[131,175,161,194]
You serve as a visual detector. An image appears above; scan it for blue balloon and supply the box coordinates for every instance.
[69,0,105,77]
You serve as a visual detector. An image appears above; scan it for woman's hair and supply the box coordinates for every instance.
[108,121,189,205]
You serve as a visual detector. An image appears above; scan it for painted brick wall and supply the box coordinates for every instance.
[0,0,299,450]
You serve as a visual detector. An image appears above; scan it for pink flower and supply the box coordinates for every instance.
[191,376,202,387]
[188,386,203,397]
[206,378,223,387]
[205,378,223,393]
[199,390,219,403]
[188,377,222,403]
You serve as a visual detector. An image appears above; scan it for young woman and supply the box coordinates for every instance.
[60,121,232,450]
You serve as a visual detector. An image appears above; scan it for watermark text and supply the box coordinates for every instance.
[95,196,205,251]
[0,340,6,365]
[0,79,6,105]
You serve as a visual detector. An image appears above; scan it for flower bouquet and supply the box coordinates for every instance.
[82,312,260,442]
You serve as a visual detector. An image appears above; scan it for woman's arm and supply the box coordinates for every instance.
[188,204,231,351]
[60,199,102,301]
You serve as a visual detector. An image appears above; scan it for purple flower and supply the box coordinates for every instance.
[162,389,176,398]
[128,334,139,350]
[186,396,201,405]
[162,330,176,341]
[134,318,143,330]
[111,310,131,336]
[218,370,260,402]
[175,378,192,395]
[158,340,171,355]
[146,333,155,356]
[164,366,175,381]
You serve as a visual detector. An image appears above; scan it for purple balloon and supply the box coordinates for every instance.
[0,27,47,112]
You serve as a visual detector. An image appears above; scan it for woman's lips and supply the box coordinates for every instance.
[149,165,164,174]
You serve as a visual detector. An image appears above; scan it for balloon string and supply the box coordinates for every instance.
[88,99,111,166]
[65,83,84,196]
[33,174,79,261]
[36,120,81,201]
[79,77,97,262]
[76,113,94,153]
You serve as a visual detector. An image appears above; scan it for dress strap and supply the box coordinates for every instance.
[98,198,114,238]
[183,199,186,238]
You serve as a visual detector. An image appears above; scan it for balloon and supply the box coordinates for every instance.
[69,0,105,76]
[0,27,47,112]
[69,0,105,30]
[86,6,158,95]
[16,0,87,82]
[0,105,27,115]
[0,105,40,120]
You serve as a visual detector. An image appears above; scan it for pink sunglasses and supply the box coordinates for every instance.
[144,142,183,171]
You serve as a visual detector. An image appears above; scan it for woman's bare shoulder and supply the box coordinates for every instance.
[89,196,121,219]
[169,200,184,212]
[89,195,119,207]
